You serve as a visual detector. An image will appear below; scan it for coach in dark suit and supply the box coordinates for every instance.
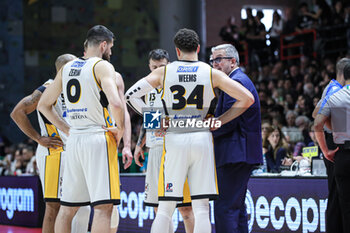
[211,44,263,233]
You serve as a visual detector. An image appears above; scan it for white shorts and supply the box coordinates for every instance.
[61,131,120,206]
[36,144,65,202]
[158,131,218,201]
[144,146,191,207]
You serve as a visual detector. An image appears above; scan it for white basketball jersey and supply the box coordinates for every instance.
[37,81,68,154]
[62,57,114,131]
[145,88,163,147]
[162,60,215,132]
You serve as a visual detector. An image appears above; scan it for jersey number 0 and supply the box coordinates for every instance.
[67,79,81,103]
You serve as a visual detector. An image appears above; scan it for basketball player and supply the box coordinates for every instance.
[38,25,127,233]
[126,28,254,233]
[10,54,90,233]
[84,36,133,233]
[109,71,133,233]
[133,49,194,233]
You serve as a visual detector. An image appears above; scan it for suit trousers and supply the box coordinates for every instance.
[214,162,254,233]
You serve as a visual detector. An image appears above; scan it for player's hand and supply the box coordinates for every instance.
[103,126,124,145]
[134,145,145,167]
[324,147,338,163]
[155,117,168,137]
[38,136,63,149]
[122,147,133,170]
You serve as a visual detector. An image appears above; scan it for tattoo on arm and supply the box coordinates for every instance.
[137,127,146,147]
[23,91,42,107]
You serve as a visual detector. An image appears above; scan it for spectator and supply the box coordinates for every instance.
[295,115,312,145]
[269,10,283,60]
[309,0,333,26]
[332,1,345,25]
[282,110,304,144]
[297,2,316,30]
[263,126,289,173]
[219,16,241,50]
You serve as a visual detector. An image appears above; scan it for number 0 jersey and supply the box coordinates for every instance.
[62,57,114,131]
[161,60,215,132]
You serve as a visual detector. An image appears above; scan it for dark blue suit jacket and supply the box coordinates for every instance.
[213,68,263,167]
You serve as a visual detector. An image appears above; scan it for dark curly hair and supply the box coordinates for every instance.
[173,28,199,53]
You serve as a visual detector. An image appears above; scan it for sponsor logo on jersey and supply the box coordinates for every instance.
[71,61,86,68]
[176,66,199,73]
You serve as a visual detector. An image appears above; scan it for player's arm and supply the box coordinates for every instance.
[125,67,164,115]
[37,70,70,136]
[314,103,338,162]
[211,68,254,126]
[95,61,125,141]
[115,72,132,169]
[134,127,146,167]
[10,88,63,148]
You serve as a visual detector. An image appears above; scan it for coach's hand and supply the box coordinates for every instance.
[38,136,63,149]
[122,147,133,170]
[134,145,145,167]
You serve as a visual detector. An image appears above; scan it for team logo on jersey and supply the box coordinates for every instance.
[166,183,173,192]
[177,66,199,73]
[143,110,161,129]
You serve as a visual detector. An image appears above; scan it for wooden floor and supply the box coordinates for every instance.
[0,225,42,233]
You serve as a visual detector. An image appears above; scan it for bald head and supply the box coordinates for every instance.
[55,54,76,72]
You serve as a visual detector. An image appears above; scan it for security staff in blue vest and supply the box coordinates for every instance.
[312,57,350,233]
[315,62,350,233]
[211,44,263,233]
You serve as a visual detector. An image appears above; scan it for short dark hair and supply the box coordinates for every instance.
[173,28,199,53]
[148,49,169,62]
[344,63,350,80]
[336,58,350,76]
[86,25,114,47]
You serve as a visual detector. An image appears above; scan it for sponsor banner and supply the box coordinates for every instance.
[0,176,44,227]
[118,175,328,233]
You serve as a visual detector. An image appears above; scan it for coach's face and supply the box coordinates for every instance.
[212,49,235,75]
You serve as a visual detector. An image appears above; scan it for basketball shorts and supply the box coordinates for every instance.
[144,145,191,207]
[60,131,120,206]
[158,131,219,201]
[36,144,64,202]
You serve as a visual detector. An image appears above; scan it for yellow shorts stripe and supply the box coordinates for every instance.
[103,108,114,128]
[44,123,64,155]
[158,140,166,197]
[182,179,191,204]
[44,152,61,199]
[105,132,120,200]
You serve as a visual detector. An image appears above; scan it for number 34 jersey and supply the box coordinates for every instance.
[161,60,215,126]
[62,57,114,130]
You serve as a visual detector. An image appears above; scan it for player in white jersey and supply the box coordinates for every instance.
[38,25,128,233]
[126,28,255,233]
[11,54,90,233]
[133,49,194,233]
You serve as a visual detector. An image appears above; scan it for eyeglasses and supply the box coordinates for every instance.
[209,57,233,66]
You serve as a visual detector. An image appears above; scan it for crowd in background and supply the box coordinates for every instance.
[1,0,350,175]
